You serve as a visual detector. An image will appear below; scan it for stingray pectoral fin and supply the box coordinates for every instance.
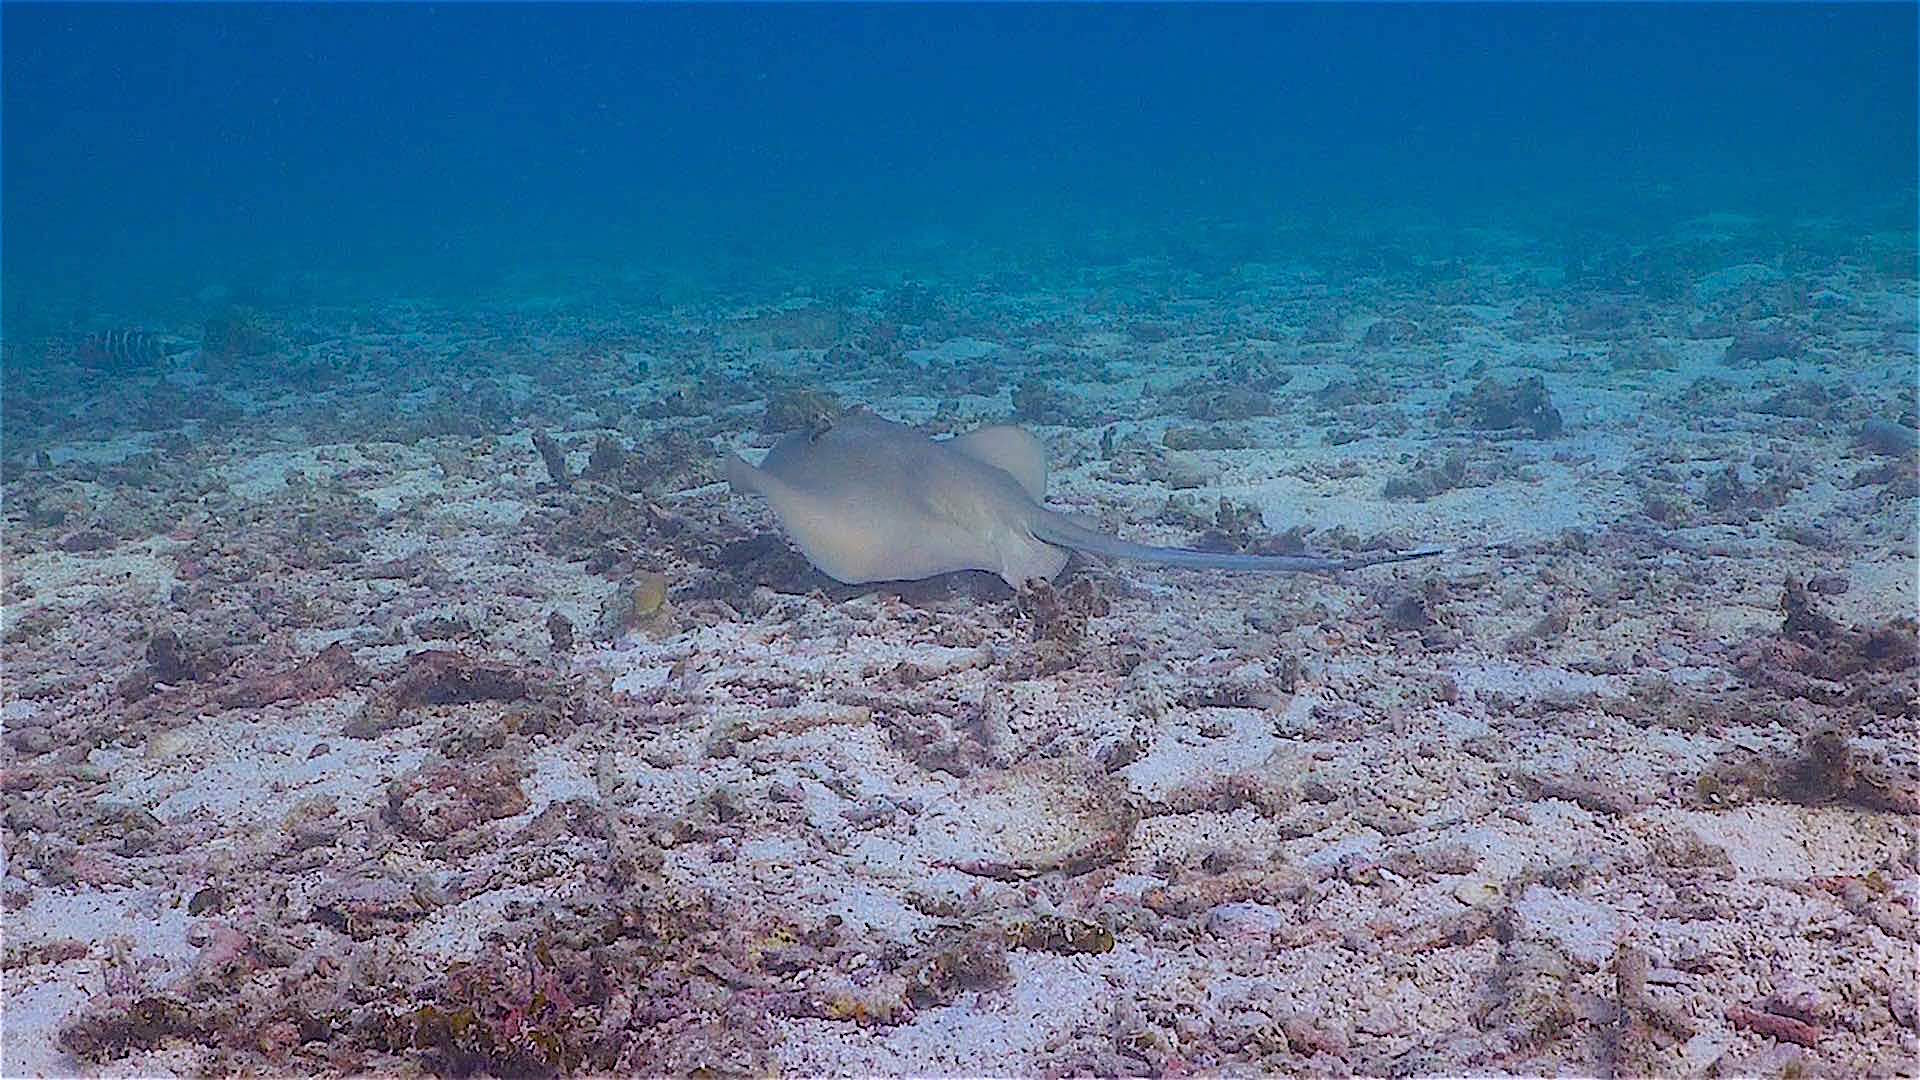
[946,425,1050,501]
[725,452,768,496]
[727,452,884,582]
[994,530,1073,587]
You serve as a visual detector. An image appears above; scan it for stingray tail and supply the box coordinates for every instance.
[1031,511,1443,573]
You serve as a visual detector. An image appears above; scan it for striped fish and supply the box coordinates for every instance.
[76,328,172,370]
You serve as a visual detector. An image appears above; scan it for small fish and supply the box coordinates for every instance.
[75,328,173,370]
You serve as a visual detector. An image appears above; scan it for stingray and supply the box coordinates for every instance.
[726,411,1441,587]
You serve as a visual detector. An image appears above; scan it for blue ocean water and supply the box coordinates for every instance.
[7,7,1920,1077]
[4,2,1914,329]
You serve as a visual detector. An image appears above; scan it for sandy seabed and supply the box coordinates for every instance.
[3,214,1916,1077]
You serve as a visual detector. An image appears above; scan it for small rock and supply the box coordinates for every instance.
[1805,573,1850,595]
[1206,902,1289,939]
[1454,880,1502,906]
[546,611,575,653]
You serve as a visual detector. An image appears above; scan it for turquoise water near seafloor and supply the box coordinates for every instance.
[3,3,1914,328]
[6,5,1920,1077]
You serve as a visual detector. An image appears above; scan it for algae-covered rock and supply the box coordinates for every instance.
[762,387,843,435]
[1447,374,1563,438]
